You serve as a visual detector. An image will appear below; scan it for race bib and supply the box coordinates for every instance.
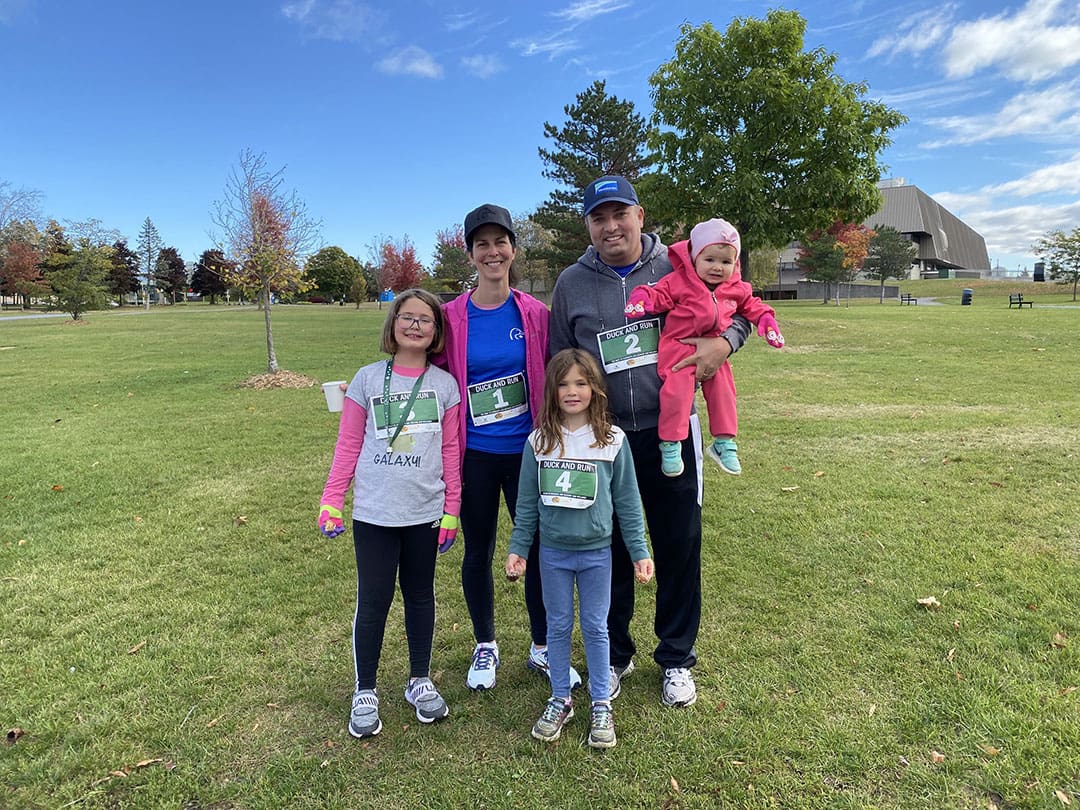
[538,459,598,509]
[370,390,441,438]
[467,372,528,426]
[596,319,659,373]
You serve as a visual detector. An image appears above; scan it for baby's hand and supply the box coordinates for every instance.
[757,314,785,349]
[633,558,654,584]
[506,553,527,581]
[624,286,652,318]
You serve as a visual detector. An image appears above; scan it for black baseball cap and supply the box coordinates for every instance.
[583,175,639,216]
[464,204,516,249]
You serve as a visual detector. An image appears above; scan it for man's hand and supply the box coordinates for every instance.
[672,336,733,381]
[437,514,458,554]
[505,553,527,581]
[318,505,345,539]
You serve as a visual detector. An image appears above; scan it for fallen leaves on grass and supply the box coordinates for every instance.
[128,640,146,655]
[89,758,172,788]
[781,486,800,493]
[51,484,64,491]
[930,750,945,764]
[6,728,23,744]
[234,516,248,527]
[1059,686,1077,697]
[1051,632,1068,649]
[917,596,941,611]
[978,744,1000,757]
[670,777,681,793]
[238,370,317,389]
[1055,790,1071,806]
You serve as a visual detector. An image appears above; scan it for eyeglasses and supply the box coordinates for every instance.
[395,314,436,330]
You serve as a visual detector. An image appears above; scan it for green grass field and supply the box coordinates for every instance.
[2,285,1078,809]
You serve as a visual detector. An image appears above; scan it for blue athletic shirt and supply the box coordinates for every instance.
[465,295,533,453]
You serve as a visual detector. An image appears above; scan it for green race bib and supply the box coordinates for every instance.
[371,390,441,438]
[467,372,528,426]
[538,459,598,509]
[596,318,659,373]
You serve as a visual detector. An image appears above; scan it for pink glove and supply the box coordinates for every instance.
[758,314,785,348]
[437,514,458,554]
[318,504,345,539]
[624,286,653,318]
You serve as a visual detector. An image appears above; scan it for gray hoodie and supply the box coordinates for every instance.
[550,233,750,432]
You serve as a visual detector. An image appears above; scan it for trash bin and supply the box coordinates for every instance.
[961,288,973,306]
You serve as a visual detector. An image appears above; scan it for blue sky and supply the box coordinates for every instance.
[2,0,1078,273]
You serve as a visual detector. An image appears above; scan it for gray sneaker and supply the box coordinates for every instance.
[608,659,635,700]
[348,688,382,738]
[531,696,574,742]
[588,701,616,749]
[661,667,697,707]
[526,645,583,690]
[405,677,449,723]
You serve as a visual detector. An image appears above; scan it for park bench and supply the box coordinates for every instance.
[899,293,917,305]
[1008,293,1033,308]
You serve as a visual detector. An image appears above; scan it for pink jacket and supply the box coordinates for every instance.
[434,288,550,465]
[641,239,775,341]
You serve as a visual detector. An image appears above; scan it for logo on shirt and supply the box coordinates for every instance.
[509,327,524,341]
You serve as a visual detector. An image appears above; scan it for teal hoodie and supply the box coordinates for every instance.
[508,423,649,561]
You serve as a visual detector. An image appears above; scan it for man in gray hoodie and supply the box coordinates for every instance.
[549,175,751,708]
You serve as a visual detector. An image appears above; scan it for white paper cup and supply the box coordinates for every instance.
[322,381,347,412]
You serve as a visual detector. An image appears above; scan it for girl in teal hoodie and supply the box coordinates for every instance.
[506,348,654,749]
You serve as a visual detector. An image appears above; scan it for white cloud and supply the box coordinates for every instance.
[867,4,957,59]
[511,33,579,59]
[943,0,1080,81]
[445,10,481,32]
[551,0,631,23]
[280,0,379,43]
[984,152,1080,197]
[921,81,1080,147]
[461,55,504,79]
[376,46,444,79]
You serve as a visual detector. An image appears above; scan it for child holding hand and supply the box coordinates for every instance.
[625,218,784,477]
[318,289,462,739]
[506,348,653,749]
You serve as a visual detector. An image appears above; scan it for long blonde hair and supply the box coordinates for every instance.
[534,348,614,457]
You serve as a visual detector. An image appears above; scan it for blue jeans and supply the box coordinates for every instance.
[539,545,612,703]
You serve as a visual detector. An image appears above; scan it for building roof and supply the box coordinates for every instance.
[865,184,989,270]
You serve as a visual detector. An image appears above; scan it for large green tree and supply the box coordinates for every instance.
[648,11,907,264]
[797,230,846,303]
[535,80,653,274]
[305,245,361,302]
[43,221,117,320]
[864,225,917,302]
[1034,226,1080,301]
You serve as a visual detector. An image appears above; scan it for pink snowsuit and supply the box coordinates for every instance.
[635,239,776,442]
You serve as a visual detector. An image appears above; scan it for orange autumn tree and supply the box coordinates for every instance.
[212,150,320,374]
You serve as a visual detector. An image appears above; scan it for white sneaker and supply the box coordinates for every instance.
[404,677,448,723]
[608,659,635,700]
[526,645,583,690]
[661,667,697,707]
[348,688,382,738]
[466,642,499,690]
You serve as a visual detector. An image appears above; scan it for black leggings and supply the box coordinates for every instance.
[459,448,546,646]
[351,520,438,690]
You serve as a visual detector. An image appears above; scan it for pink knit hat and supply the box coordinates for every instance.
[689,218,740,263]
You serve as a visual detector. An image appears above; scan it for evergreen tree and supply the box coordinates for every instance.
[864,225,918,302]
[107,239,141,304]
[535,80,653,275]
[155,246,188,303]
[136,217,163,308]
[430,226,472,294]
[190,249,232,304]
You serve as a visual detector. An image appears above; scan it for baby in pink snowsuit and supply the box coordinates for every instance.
[625,218,784,477]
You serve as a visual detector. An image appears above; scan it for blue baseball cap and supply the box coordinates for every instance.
[583,175,639,216]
